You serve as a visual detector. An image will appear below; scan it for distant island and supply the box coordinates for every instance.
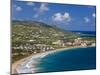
[12,20,96,64]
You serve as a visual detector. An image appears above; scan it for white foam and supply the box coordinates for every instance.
[16,55,42,73]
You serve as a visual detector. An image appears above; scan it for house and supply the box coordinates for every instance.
[81,43,87,47]
[52,40,62,45]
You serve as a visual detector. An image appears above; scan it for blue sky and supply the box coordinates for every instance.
[12,0,96,31]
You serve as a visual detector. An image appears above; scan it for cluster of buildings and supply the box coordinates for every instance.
[52,38,96,47]
[12,36,96,56]
[12,37,95,55]
[12,43,55,53]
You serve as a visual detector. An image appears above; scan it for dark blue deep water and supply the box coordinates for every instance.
[75,31,96,39]
[35,47,96,73]
[73,31,96,35]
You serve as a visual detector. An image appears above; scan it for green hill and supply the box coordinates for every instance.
[12,20,79,45]
[11,20,81,63]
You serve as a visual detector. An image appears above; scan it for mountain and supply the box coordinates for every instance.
[12,20,54,28]
[12,20,80,44]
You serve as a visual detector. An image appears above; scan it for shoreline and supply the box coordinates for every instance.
[11,46,95,74]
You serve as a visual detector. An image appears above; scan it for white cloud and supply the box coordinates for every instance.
[92,13,96,18]
[33,3,49,18]
[84,17,89,23]
[39,3,49,12]
[52,12,71,22]
[27,2,34,6]
[53,13,63,21]
[16,6,22,11]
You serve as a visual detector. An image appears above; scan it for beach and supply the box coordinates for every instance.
[11,46,94,74]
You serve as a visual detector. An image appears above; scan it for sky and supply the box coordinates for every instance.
[12,0,96,31]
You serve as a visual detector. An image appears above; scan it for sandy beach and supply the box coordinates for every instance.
[11,46,93,74]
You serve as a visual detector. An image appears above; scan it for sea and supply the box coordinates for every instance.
[72,31,96,35]
[34,47,96,73]
[17,31,96,74]
[32,31,96,73]
[73,31,96,39]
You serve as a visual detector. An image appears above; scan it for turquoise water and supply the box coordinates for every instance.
[35,47,96,73]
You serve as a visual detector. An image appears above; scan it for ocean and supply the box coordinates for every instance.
[16,31,96,74]
[72,31,96,35]
[74,31,96,38]
[34,47,96,73]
